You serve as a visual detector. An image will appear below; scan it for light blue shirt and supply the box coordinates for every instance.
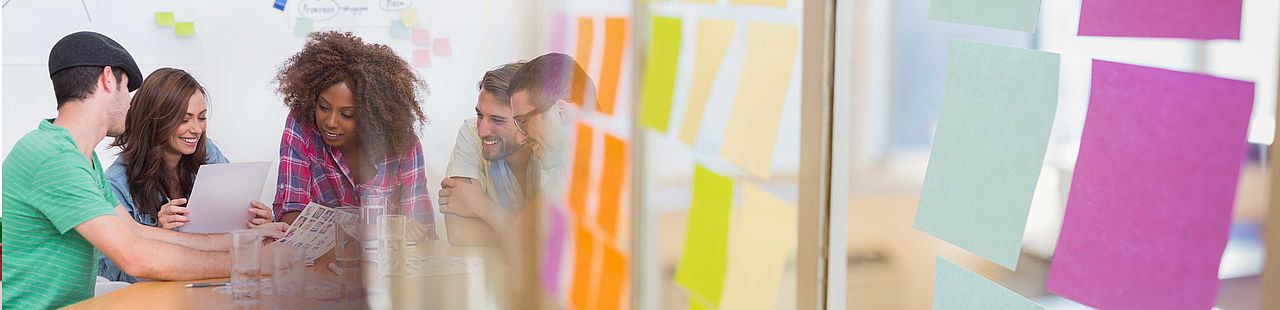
[96,140,230,283]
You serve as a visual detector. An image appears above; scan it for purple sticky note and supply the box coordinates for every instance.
[412,49,431,68]
[1078,0,1243,40]
[540,206,568,296]
[412,28,431,47]
[550,11,567,53]
[1047,60,1254,309]
[433,38,452,57]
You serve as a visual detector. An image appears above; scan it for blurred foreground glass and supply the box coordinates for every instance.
[271,245,305,310]
[230,229,261,304]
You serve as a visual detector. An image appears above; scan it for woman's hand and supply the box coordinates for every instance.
[247,201,275,228]
[157,198,190,230]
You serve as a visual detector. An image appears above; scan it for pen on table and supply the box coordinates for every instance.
[184,282,227,288]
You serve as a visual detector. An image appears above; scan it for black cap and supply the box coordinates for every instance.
[48,31,143,92]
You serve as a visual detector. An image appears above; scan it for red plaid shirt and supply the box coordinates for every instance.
[273,114,437,239]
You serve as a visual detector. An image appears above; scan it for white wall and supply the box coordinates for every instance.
[2,0,543,215]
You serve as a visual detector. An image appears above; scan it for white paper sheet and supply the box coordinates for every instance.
[180,161,272,233]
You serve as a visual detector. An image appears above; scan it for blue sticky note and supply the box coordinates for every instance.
[294,17,314,37]
[933,257,1042,310]
[929,0,1043,32]
[273,0,287,11]
[912,39,1059,270]
[390,20,411,39]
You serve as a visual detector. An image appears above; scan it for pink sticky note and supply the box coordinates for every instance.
[540,206,568,296]
[1047,60,1254,309]
[1078,0,1243,40]
[432,38,452,57]
[412,28,431,47]
[550,11,567,53]
[412,49,431,68]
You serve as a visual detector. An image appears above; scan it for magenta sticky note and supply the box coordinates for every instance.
[433,38,452,57]
[412,28,431,46]
[540,206,568,296]
[1078,0,1243,40]
[412,49,431,68]
[1047,60,1254,309]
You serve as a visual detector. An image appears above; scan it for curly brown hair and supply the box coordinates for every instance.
[274,31,428,156]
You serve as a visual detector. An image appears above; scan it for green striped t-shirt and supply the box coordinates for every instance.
[2,119,120,309]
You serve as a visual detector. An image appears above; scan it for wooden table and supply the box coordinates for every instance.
[67,241,499,309]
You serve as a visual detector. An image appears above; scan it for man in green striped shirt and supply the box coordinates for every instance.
[1,31,288,309]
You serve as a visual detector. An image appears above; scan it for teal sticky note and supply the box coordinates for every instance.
[929,0,1042,32]
[639,16,682,133]
[912,39,1058,270]
[294,17,314,37]
[933,257,1042,310]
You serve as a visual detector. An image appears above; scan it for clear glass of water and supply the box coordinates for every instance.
[360,204,387,251]
[230,229,261,304]
[383,214,408,275]
[271,245,304,309]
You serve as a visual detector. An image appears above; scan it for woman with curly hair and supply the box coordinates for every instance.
[273,31,436,240]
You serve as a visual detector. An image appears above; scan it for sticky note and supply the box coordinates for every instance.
[729,0,787,8]
[294,17,314,37]
[572,17,595,109]
[412,49,431,68]
[678,18,735,146]
[1078,0,1242,40]
[596,134,627,239]
[718,184,797,310]
[1046,60,1254,310]
[412,28,430,46]
[720,22,798,179]
[596,17,628,116]
[432,38,452,57]
[273,0,287,11]
[912,40,1059,270]
[639,16,683,133]
[928,0,1043,32]
[595,243,629,310]
[400,9,421,28]
[933,257,1042,310]
[539,206,568,297]
[567,123,594,219]
[175,22,195,37]
[675,165,734,308]
[569,221,600,310]
[154,12,175,27]
[389,20,411,39]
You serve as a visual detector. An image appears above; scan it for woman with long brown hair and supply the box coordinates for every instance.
[96,68,273,283]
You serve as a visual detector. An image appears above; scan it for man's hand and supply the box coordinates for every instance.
[247,201,274,228]
[438,177,488,218]
[157,198,190,230]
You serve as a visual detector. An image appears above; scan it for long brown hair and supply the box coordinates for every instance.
[110,68,208,219]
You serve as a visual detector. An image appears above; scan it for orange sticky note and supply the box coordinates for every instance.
[596,133,628,239]
[572,17,595,109]
[567,122,595,219]
[570,222,600,310]
[595,243,629,310]
[596,17,628,115]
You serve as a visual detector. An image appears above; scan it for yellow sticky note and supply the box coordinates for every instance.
[639,16,683,133]
[729,0,789,8]
[678,18,736,147]
[719,22,798,179]
[675,165,734,308]
[400,9,421,28]
[719,184,797,310]
[155,12,175,27]
[175,22,196,36]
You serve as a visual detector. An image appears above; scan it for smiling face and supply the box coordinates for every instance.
[163,91,207,157]
[475,91,524,161]
[315,82,360,149]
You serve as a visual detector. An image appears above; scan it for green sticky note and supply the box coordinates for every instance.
[912,39,1058,270]
[675,165,733,308]
[175,22,195,36]
[933,257,1042,310]
[639,16,683,133]
[294,17,314,37]
[929,0,1042,32]
[155,12,175,27]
